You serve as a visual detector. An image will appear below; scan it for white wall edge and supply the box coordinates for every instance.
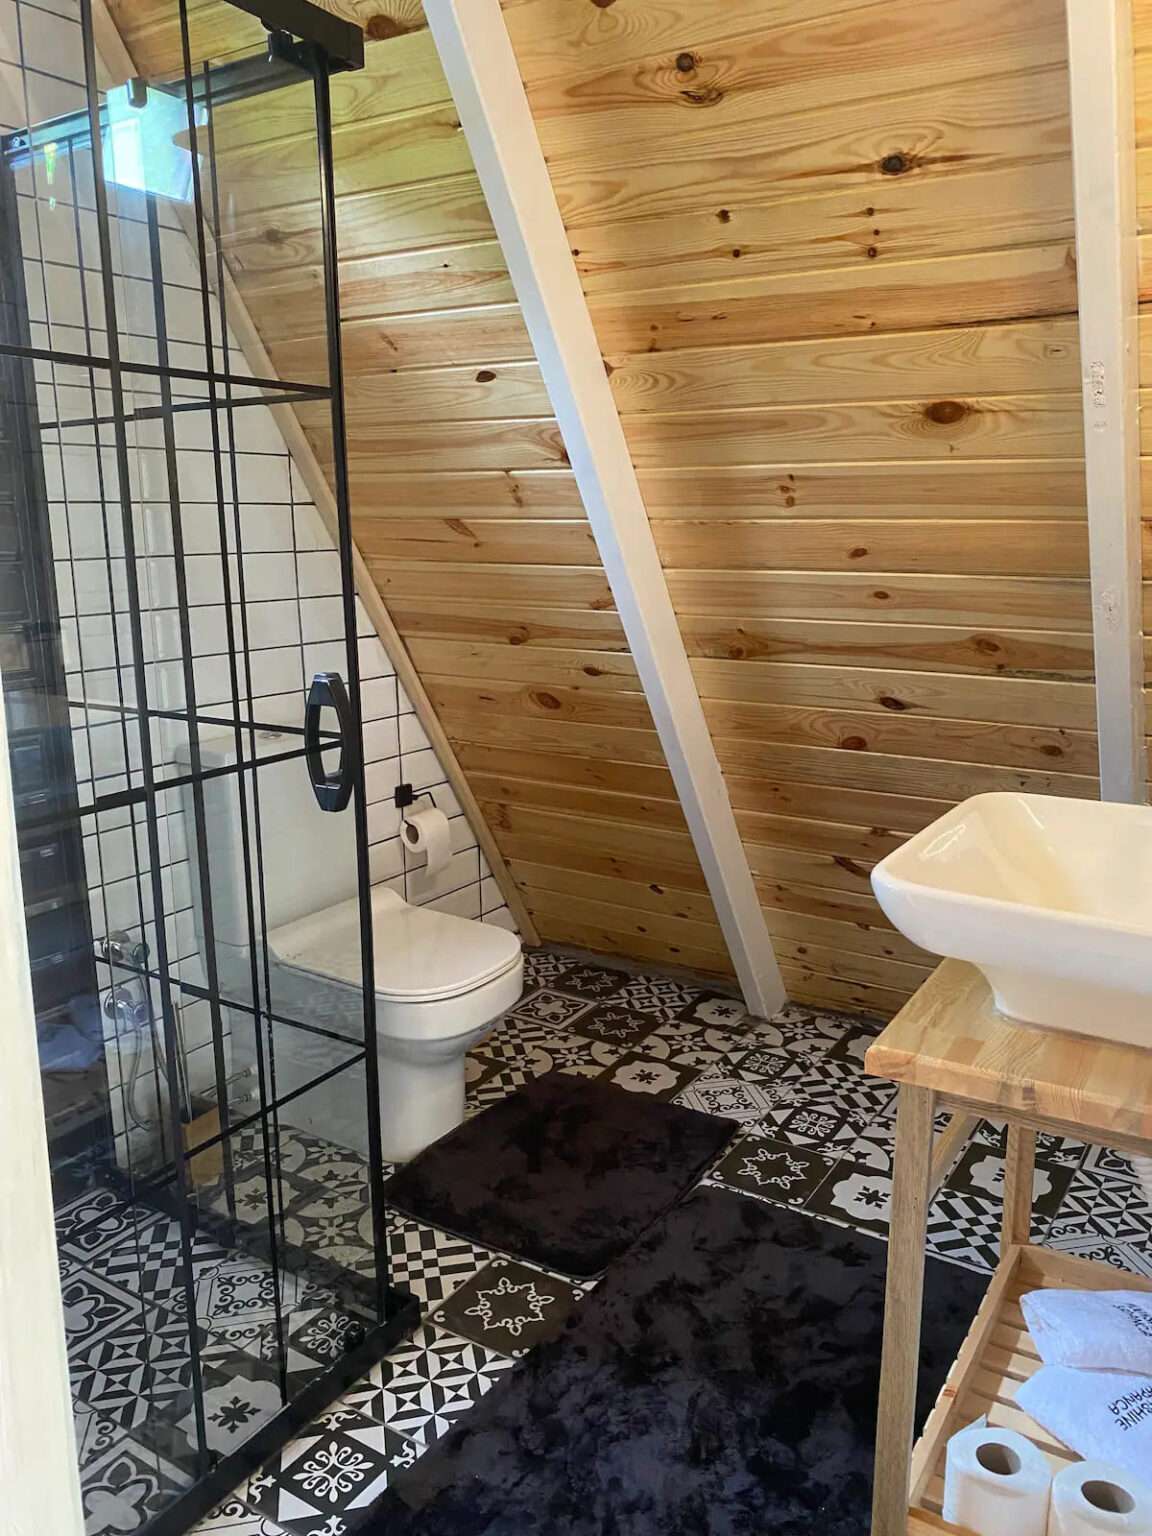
[423,0,786,1014]
[0,695,84,1536]
[1066,0,1147,803]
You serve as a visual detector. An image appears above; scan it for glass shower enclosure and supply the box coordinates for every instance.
[0,0,417,1529]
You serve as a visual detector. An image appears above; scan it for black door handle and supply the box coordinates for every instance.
[304,671,358,812]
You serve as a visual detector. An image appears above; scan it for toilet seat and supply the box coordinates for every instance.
[268,886,522,1006]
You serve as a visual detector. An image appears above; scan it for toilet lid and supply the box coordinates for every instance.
[268,887,522,1003]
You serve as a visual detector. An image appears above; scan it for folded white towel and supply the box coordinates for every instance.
[1021,1289,1152,1375]
[1017,1366,1152,1480]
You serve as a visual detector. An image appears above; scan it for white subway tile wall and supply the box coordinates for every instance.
[2,0,513,1166]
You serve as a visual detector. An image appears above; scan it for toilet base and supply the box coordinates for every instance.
[378,1050,468,1163]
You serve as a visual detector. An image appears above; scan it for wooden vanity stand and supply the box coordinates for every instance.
[866,958,1152,1536]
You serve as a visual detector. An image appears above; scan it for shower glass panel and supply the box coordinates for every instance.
[0,1,417,1530]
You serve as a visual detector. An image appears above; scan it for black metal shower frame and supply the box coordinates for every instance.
[0,0,417,1527]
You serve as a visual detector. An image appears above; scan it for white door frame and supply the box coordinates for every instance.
[0,694,84,1536]
[424,0,787,1016]
[1065,0,1147,803]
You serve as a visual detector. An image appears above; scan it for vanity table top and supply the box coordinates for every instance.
[864,959,1152,1149]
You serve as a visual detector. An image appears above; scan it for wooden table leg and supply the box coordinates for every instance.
[929,1112,977,1199]
[872,1083,937,1536]
[1002,1123,1036,1251]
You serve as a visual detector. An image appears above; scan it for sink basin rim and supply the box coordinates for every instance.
[873,791,1152,945]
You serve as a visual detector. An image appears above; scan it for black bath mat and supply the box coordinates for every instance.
[382,1071,737,1278]
[367,1190,987,1536]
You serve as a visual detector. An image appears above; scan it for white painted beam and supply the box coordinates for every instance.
[0,697,84,1536]
[1066,0,1147,803]
[423,0,786,1015]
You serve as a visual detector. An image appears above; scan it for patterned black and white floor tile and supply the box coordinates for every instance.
[707,1135,840,1208]
[675,1071,785,1123]
[1044,1231,1152,1280]
[278,1177,376,1274]
[242,1408,417,1534]
[569,1003,661,1050]
[74,1405,128,1471]
[775,1060,897,1121]
[339,1322,515,1449]
[643,1019,753,1071]
[924,1191,1008,1272]
[805,1160,894,1239]
[384,1214,489,1307]
[57,1187,167,1267]
[432,1258,581,1358]
[1047,1169,1152,1246]
[47,944,1148,1536]
[80,1429,191,1536]
[465,1060,542,1114]
[196,1497,287,1534]
[507,987,599,1032]
[61,1266,150,1359]
[754,1100,859,1156]
[598,1053,701,1101]
[69,1302,194,1431]
[945,1142,1077,1221]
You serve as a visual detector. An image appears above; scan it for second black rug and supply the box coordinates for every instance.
[382,1071,737,1278]
[367,1189,988,1536]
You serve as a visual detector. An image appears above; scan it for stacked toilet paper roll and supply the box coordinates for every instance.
[942,1419,1152,1536]
[943,1420,1052,1536]
[1049,1461,1152,1535]
[402,805,452,874]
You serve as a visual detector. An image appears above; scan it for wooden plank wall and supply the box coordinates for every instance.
[113,0,1102,1016]
[109,0,734,978]
[499,0,1096,1016]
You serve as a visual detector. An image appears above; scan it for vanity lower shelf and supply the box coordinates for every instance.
[904,1243,1152,1533]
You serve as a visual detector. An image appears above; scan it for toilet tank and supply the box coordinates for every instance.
[175,728,358,964]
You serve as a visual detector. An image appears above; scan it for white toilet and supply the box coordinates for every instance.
[178,730,523,1162]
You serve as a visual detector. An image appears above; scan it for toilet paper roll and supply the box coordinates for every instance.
[402,805,452,875]
[1049,1461,1152,1536]
[943,1418,1053,1536]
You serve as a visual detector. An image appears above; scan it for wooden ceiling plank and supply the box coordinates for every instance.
[636,461,1089,519]
[608,320,1081,412]
[427,0,788,1014]
[523,5,1069,161]
[623,396,1084,467]
[676,616,1095,678]
[242,243,516,329]
[541,70,1071,228]
[656,520,1090,578]
[780,965,914,1018]
[519,886,728,958]
[429,674,1099,774]
[222,175,496,275]
[273,304,535,374]
[690,658,1098,730]
[713,737,1097,802]
[509,860,720,926]
[587,246,1079,354]
[571,162,1074,296]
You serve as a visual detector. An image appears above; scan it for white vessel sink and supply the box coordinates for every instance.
[871,792,1152,1046]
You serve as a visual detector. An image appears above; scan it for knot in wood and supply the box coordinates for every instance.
[925,400,967,425]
